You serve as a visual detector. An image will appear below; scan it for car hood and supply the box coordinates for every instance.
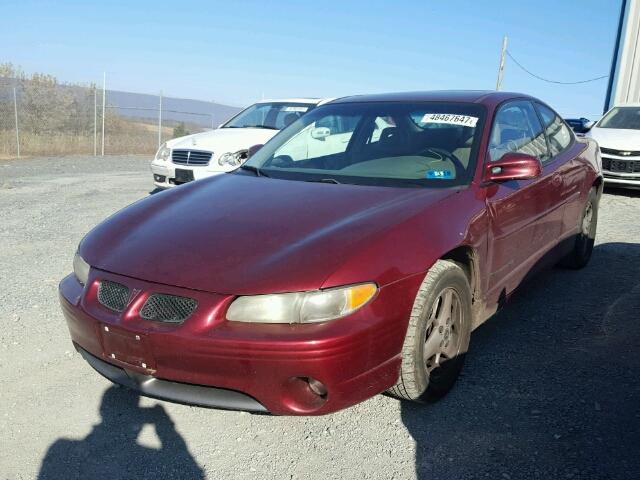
[81,175,453,295]
[588,127,640,150]
[166,128,279,154]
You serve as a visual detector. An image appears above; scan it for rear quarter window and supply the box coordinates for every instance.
[536,103,573,158]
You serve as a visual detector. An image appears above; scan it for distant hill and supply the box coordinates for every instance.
[0,73,243,129]
[106,90,243,128]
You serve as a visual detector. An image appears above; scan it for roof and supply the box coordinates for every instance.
[329,90,534,105]
[612,103,640,107]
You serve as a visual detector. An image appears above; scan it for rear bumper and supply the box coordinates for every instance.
[59,271,415,415]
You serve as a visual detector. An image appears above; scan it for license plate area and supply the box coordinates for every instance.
[608,159,633,173]
[100,324,155,371]
[174,168,195,184]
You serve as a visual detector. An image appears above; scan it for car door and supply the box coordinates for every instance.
[484,100,556,296]
[535,103,583,239]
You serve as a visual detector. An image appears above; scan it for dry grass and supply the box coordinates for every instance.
[0,121,174,159]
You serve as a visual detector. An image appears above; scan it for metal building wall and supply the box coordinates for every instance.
[607,0,640,110]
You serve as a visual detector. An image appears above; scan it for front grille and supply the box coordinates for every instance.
[602,157,640,174]
[600,147,640,157]
[140,294,197,324]
[172,149,212,166]
[97,280,130,313]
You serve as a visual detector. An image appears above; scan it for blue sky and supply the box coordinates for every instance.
[2,0,620,117]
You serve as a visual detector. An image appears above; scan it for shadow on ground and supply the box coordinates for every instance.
[402,242,640,480]
[38,386,204,479]
[604,186,640,198]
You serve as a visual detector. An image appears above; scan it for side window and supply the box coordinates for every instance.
[489,101,548,162]
[536,103,572,158]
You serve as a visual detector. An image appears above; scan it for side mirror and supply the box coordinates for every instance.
[484,153,542,183]
[311,127,330,140]
[247,144,263,158]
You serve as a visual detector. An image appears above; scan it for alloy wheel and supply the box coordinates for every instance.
[581,201,594,236]
[423,287,463,373]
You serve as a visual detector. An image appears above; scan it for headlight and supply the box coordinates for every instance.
[73,252,90,285]
[155,143,171,161]
[226,283,377,324]
[218,150,248,167]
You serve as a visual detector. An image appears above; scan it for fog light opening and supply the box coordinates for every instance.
[306,377,327,398]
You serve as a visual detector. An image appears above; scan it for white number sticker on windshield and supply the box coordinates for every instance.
[420,113,478,128]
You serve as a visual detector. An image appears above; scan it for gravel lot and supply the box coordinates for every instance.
[1,155,639,480]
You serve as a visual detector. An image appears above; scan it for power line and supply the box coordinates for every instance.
[506,50,609,85]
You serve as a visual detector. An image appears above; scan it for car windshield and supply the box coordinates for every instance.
[222,102,316,130]
[242,101,486,188]
[597,106,640,130]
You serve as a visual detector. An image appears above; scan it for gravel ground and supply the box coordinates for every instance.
[1,155,639,480]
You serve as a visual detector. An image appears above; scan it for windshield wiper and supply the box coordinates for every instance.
[239,164,269,177]
[306,177,341,184]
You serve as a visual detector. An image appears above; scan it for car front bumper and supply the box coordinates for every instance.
[603,174,640,189]
[59,270,415,415]
[150,161,226,189]
[601,154,640,189]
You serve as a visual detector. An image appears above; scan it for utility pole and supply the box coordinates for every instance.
[101,72,106,156]
[158,90,163,148]
[13,87,20,159]
[93,87,97,156]
[496,36,508,91]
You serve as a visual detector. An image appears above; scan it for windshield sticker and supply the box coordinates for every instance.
[282,106,309,112]
[426,170,453,179]
[421,113,478,128]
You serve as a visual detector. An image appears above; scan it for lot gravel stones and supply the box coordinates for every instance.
[1,155,639,479]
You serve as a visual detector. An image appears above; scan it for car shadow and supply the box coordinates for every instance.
[38,386,204,479]
[604,186,640,198]
[402,242,640,479]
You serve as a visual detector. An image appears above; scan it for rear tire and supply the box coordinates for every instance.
[559,187,598,269]
[388,260,472,403]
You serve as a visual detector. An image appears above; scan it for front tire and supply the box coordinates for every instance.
[560,187,598,269]
[388,260,472,402]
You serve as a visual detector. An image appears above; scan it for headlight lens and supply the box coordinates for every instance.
[155,143,171,161]
[73,252,90,285]
[226,283,377,324]
[218,150,247,167]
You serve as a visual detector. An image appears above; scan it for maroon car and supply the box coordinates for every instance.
[59,91,602,415]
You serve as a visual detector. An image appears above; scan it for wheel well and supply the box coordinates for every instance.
[442,246,478,304]
[593,176,604,194]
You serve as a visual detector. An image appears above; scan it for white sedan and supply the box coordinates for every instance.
[151,99,324,189]
[586,104,640,189]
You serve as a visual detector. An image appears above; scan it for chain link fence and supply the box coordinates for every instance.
[0,66,240,159]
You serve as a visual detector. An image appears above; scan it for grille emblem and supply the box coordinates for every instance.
[620,151,632,156]
[127,288,141,307]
